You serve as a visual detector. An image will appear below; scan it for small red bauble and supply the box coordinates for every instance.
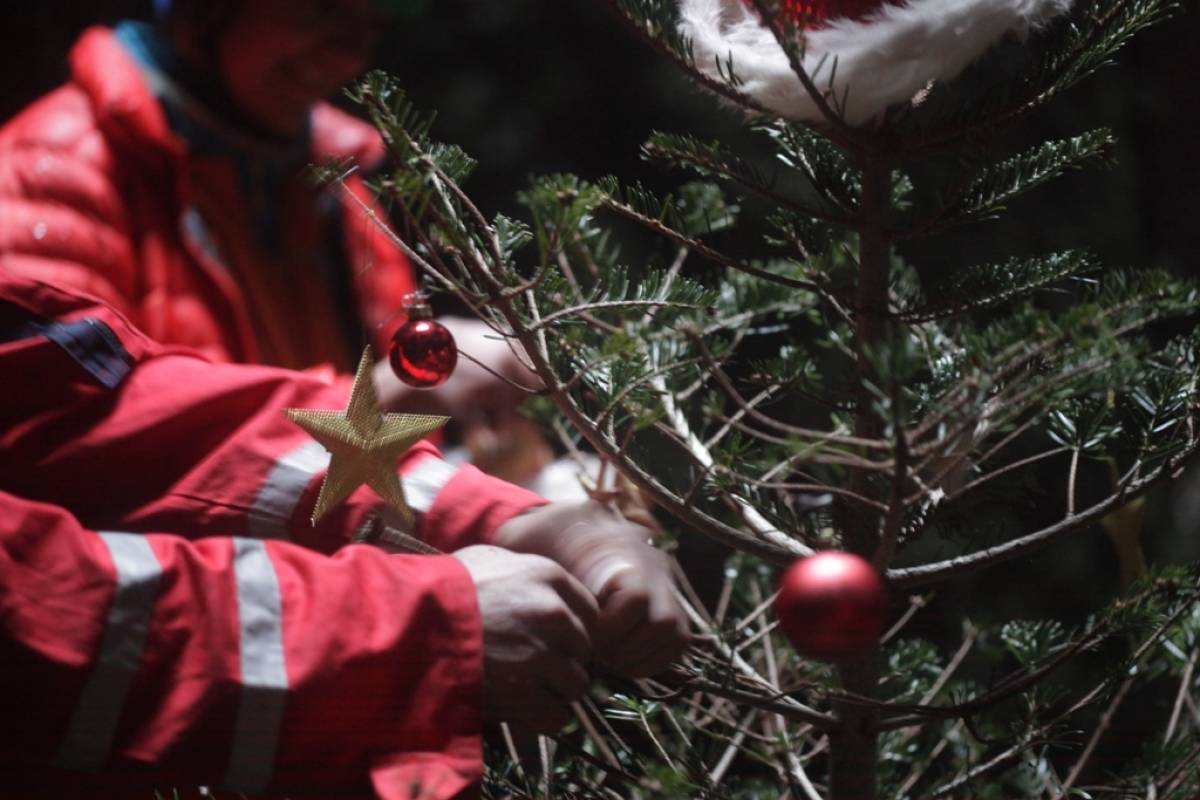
[775,551,887,661]
[750,0,893,29]
[388,303,458,389]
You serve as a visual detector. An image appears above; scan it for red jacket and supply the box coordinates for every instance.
[0,26,414,369]
[0,274,544,798]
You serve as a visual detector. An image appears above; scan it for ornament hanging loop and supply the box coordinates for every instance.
[400,291,434,323]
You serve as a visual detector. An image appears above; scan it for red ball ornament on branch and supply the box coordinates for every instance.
[388,298,458,389]
[775,551,887,661]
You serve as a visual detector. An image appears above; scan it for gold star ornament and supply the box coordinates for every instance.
[285,347,449,526]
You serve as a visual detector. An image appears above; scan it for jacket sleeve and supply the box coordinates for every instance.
[0,490,482,799]
[0,275,545,555]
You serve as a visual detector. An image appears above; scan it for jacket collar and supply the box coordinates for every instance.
[70,26,185,163]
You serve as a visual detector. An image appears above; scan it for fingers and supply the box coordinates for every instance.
[489,685,576,734]
[595,581,689,678]
[487,655,587,734]
[543,656,590,705]
[496,657,587,734]
[463,545,601,735]
[546,565,600,660]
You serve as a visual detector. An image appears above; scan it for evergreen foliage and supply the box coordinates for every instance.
[343,0,1200,795]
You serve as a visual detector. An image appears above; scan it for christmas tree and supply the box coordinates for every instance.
[339,0,1200,796]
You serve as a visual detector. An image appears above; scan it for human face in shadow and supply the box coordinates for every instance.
[215,0,383,136]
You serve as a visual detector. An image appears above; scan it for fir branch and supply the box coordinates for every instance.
[1058,673,1138,795]
[897,130,1116,239]
[760,120,862,214]
[713,465,887,512]
[873,375,911,568]
[744,0,863,147]
[643,134,849,227]
[1155,740,1200,798]
[900,0,1176,153]
[870,585,1195,737]
[896,250,1097,323]
[642,347,820,555]
[746,579,827,800]
[927,734,1047,797]
[1164,649,1199,745]
[671,594,838,728]
[907,352,1119,498]
[539,367,808,565]
[685,328,890,451]
[598,179,821,292]
[943,445,1071,504]
[532,299,705,330]
[601,0,776,117]
[907,275,1191,454]
[887,434,1199,587]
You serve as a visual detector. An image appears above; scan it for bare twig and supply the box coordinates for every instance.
[604,199,821,292]
[887,446,1200,588]
[455,348,544,395]
[745,0,863,147]
[1057,673,1137,795]
[709,709,761,786]
[673,590,837,728]
[900,0,1147,154]
[880,594,928,645]
[1067,447,1082,516]
[1154,741,1200,799]
[873,376,911,567]
[896,720,961,797]
[600,0,777,117]
[1164,648,1199,744]
[930,734,1047,797]
[944,445,1071,504]
[533,299,703,330]
[686,329,890,451]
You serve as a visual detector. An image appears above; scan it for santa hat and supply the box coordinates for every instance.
[678,0,1074,125]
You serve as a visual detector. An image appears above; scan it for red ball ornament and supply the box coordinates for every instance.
[753,0,894,29]
[775,551,887,661]
[388,302,458,389]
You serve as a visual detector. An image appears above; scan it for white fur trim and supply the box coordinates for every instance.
[678,0,1073,125]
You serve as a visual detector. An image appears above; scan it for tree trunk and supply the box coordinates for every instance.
[827,151,892,800]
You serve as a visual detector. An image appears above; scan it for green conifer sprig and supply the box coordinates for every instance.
[641,130,852,224]
[896,250,1098,322]
[606,0,776,119]
[760,121,861,213]
[896,0,1175,152]
[903,130,1117,237]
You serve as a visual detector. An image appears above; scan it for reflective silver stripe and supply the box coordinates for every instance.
[247,440,331,539]
[224,538,288,793]
[403,457,459,512]
[52,532,162,771]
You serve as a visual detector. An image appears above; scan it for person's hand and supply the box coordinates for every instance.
[375,316,538,422]
[436,315,538,422]
[492,502,689,678]
[452,545,597,733]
